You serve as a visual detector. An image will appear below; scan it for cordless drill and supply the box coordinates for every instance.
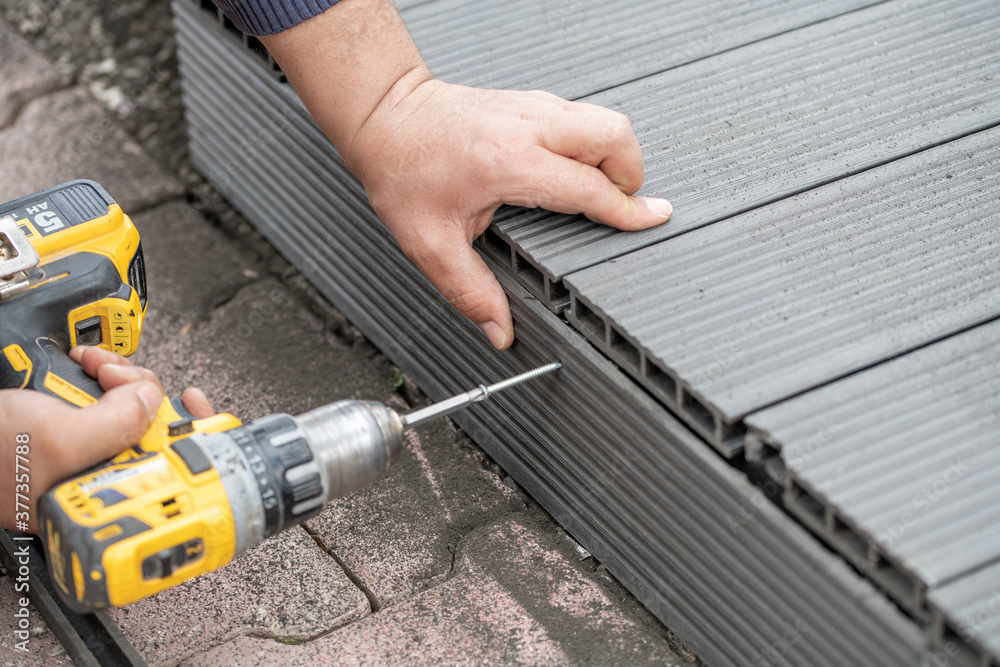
[0,181,561,613]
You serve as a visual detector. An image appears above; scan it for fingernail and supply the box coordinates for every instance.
[480,321,508,350]
[642,197,673,220]
[69,346,89,363]
[137,383,163,420]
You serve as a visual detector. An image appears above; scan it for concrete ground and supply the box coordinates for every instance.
[0,17,699,667]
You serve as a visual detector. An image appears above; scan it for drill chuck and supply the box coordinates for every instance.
[298,401,405,499]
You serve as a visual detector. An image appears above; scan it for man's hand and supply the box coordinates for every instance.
[260,0,671,349]
[0,347,212,532]
[351,80,672,349]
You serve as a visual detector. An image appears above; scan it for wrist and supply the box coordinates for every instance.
[344,65,435,178]
[259,0,429,160]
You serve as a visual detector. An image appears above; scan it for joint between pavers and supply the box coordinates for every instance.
[302,526,382,614]
[446,542,457,579]
[0,78,75,132]
[125,190,192,218]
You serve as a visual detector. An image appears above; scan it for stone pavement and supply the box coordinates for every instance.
[0,19,697,666]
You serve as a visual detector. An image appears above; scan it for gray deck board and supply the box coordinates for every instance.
[401,0,877,101]
[564,127,1000,447]
[487,0,1000,306]
[927,560,1000,667]
[745,319,1000,629]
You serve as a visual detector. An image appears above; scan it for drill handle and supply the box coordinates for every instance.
[0,335,103,406]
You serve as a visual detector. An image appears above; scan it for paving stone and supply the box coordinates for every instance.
[110,527,369,666]
[0,575,72,666]
[185,516,687,666]
[0,19,70,128]
[0,86,183,212]
[306,411,526,607]
[452,517,687,666]
[130,200,263,331]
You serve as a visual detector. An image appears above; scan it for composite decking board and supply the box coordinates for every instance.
[744,319,1000,634]
[175,4,930,663]
[399,0,878,101]
[563,127,1000,435]
[489,0,1000,297]
[927,560,1000,664]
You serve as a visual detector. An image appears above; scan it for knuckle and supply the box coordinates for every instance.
[446,286,492,321]
[527,89,563,105]
[590,110,631,147]
[608,111,633,137]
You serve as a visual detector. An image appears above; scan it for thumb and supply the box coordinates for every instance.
[57,381,163,470]
[414,239,514,350]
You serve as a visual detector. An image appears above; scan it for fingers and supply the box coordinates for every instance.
[514,148,672,230]
[520,92,671,227]
[71,346,163,393]
[406,231,514,349]
[96,363,163,393]
[47,381,163,471]
[538,101,646,194]
[70,345,129,376]
[69,346,208,419]
[181,387,215,419]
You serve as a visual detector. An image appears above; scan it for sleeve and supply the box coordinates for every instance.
[212,0,342,36]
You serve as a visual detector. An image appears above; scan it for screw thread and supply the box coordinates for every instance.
[485,362,562,396]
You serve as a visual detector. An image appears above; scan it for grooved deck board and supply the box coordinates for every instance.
[927,560,1000,666]
[489,0,1000,305]
[564,127,1000,440]
[746,318,1000,626]
[401,0,877,100]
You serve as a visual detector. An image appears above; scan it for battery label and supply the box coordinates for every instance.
[3,198,70,237]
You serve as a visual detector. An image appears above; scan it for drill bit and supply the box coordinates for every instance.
[400,362,562,430]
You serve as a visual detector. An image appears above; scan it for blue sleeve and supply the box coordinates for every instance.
[212,0,341,36]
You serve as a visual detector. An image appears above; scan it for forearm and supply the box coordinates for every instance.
[258,0,430,171]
